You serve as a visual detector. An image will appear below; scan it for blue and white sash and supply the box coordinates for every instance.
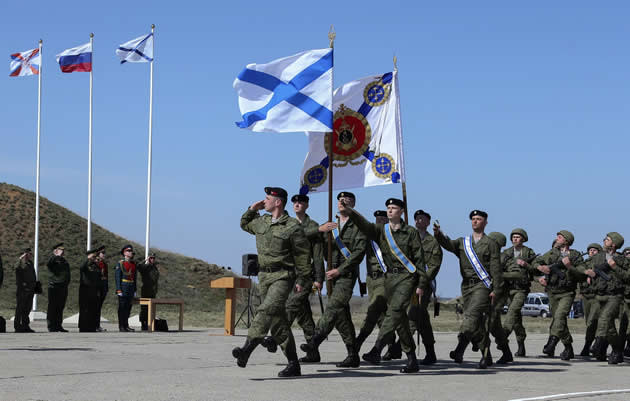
[384,224,417,273]
[463,236,492,288]
[371,241,387,273]
[332,228,351,259]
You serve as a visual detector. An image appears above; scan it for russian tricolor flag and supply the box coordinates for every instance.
[56,42,92,73]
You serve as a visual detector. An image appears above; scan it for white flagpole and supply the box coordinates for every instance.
[144,24,155,260]
[87,33,94,251]
[33,39,43,312]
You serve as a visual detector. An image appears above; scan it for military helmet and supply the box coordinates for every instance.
[510,228,528,242]
[607,232,625,249]
[557,230,574,246]
[488,232,507,248]
[587,243,603,252]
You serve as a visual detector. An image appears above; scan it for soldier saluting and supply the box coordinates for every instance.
[47,243,70,332]
[234,187,311,377]
[14,247,38,333]
[79,246,103,332]
[116,244,137,332]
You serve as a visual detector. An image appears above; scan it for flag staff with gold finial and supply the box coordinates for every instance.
[326,25,336,282]
[144,23,155,260]
[87,32,94,251]
[33,38,43,313]
[394,54,410,224]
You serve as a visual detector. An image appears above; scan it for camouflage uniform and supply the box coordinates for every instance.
[239,208,311,371]
[579,244,601,356]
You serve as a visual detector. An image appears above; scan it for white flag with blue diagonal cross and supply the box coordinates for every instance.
[233,48,333,133]
[299,71,405,195]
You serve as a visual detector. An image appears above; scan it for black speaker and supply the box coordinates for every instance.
[242,254,259,276]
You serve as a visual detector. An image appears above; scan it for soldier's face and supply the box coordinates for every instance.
[604,237,614,249]
[555,234,567,247]
[387,205,403,220]
[588,248,599,257]
[124,249,134,258]
[337,197,354,211]
[375,216,388,224]
[264,195,281,212]
[293,201,308,214]
[624,250,630,259]
[54,249,64,257]
[471,216,487,231]
[98,252,105,259]
[415,215,430,230]
[511,234,524,246]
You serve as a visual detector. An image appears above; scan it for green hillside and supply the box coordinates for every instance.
[0,182,240,326]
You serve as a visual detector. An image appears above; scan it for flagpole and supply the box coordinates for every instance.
[394,55,409,224]
[144,24,155,260]
[87,33,94,251]
[326,26,335,283]
[33,39,43,312]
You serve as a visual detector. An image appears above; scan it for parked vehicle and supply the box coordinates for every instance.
[521,292,551,318]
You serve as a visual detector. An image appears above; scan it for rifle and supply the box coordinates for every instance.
[593,263,612,281]
[316,287,325,314]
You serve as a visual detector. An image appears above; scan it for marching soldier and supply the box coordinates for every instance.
[354,210,389,356]
[79,247,103,332]
[579,243,602,356]
[47,243,70,332]
[234,187,311,377]
[115,244,137,332]
[138,252,160,331]
[408,209,443,365]
[14,248,37,332]
[533,230,585,360]
[433,210,503,369]
[301,192,366,368]
[286,194,324,363]
[346,198,428,374]
[502,228,538,357]
[584,233,629,364]
[95,246,108,331]
[621,247,630,357]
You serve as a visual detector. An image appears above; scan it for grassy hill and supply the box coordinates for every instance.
[0,182,240,326]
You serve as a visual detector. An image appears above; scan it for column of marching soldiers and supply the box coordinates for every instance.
[235,186,630,377]
[0,243,160,333]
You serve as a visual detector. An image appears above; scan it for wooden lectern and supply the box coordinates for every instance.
[210,277,251,335]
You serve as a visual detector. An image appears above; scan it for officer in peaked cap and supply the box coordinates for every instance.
[115,244,137,331]
[14,247,37,332]
[79,246,103,332]
[47,242,71,332]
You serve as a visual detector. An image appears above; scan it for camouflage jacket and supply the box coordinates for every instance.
[15,258,37,293]
[502,246,537,291]
[349,208,427,289]
[589,252,629,296]
[533,248,585,294]
[580,257,597,297]
[323,216,366,278]
[421,232,443,284]
[240,208,311,288]
[297,214,325,284]
[435,231,503,298]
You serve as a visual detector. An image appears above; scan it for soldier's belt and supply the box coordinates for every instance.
[259,265,290,273]
[463,278,482,286]
[387,267,408,274]
[369,271,385,279]
[122,279,134,283]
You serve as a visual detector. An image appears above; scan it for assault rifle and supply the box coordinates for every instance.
[593,263,612,281]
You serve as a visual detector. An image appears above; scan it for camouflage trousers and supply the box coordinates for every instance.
[460,281,491,350]
[618,299,630,339]
[248,274,296,358]
[316,275,356,347]
[377,272,418,354]
[547,291,575,345]
[356,274,387,337]
[408,284,435,346]
[582,295,599,343]
[595,294,623,341]
[285,279,315,343]
[503,289,528,343]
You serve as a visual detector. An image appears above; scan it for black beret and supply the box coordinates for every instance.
[86,248,98,255]
[121,244,134,255]
[414,209,431,220]
[373,210,387,218]
[264,186,287,201]
[291,194,309,203]
[87,245,106,255]
[469,210,488,219]
[385,198,405,208]
[52,242,64,250]
[96,245,105,253]
[337,192,355,201]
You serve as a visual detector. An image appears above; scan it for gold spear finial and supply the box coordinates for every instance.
[328,25,336,48]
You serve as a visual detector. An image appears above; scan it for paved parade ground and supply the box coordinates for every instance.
[2,321,630,401]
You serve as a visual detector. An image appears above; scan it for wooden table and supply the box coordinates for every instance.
[136,298,184,332]
[210,277,251,335]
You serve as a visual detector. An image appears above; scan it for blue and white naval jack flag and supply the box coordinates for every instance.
[233,48,333,133]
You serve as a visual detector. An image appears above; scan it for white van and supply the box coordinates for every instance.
[521,292,551,318]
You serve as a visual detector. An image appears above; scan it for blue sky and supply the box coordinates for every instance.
[2,1,629,297]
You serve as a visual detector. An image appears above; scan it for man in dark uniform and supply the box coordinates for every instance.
[115,244,137,332]
[15,248,37,332]
[95,246,108,332]
[354,210,389,356]
[579,243,602,356]
[79,247,103,332]
[286,194,324,363]
[433,210,503,369]
[235,187,311,377]
[346,198,428,374]
[138,252,160,331]
[301,192,366,368]
[47,243,70,332]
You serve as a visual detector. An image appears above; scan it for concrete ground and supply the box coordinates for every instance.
[1,320,630,401]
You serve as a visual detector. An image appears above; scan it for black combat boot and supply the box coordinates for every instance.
[590,337,603,358]
[232,337,261,368]
[278,347,301,377]
[300,331,326,355]
[382,340,402,361]
[354,329,370,354]
[298,349,321,363]
[496,343,513,364]
[608,337,624,365]
[542,336,559,357]
[559,343,574,361]
[336,345,360,368]
[624,335,630,358]
[515,340,526,357]
[591,337,609,361]
[421,343,437,365]
[400,351,420,374]
[261,336,277,353]
[362,340,385,364]
[478,348,492,369]
[449,334,469,364]
[471,343,479,352]
[579,339,593,357]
